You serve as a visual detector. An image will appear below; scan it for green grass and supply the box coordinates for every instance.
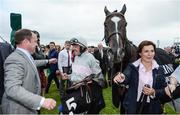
[41,83,177,114]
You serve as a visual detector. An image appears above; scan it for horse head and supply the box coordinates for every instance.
[104,4,127,63]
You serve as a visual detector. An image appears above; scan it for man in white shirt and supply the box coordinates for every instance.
[58,41,72,97]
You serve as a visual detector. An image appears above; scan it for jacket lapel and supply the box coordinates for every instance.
[16,49,41,86]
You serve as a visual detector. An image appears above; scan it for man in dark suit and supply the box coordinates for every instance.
[2,29,57,114]
[0,42,13,113]
[94,43,108,88]
[45,42,59,93]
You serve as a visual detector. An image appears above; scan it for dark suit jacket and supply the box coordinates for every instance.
[0,42,13,104]
[93,48,108,75]
[48,48,58,72]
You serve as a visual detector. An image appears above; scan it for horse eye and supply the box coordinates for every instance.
[125,22,127,26]
[104,23,107,27]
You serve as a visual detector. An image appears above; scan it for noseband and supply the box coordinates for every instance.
[104,12,126,63]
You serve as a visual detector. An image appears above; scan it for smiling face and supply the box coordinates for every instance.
[28,32,38,54]
[71,44,80,56]
[139,45,155,64]
[22,32,38,54]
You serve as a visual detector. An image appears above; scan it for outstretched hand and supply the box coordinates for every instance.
[42,98,56,110]
[113,72,125,84]
[48,58,57,64]
[61,73,69,80]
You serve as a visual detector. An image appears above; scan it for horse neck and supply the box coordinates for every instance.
[124,41,138,63]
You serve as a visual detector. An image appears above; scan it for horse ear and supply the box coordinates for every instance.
[104,6,110,16]
[120,4,126,15]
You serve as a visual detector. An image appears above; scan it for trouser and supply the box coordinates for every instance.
[136,102,150,114]
[0,104,2,114]
[87,81,105,114]
[46,71,59,93]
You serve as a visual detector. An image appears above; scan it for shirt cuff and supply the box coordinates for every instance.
[46,60,49,64]
[37,97,45,110]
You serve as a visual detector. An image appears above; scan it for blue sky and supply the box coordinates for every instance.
[0,0,179,48]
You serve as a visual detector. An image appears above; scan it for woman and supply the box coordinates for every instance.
[113,40,167,114]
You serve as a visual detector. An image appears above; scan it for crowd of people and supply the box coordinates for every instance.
[0,28,180,114]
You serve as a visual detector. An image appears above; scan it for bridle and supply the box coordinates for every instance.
[103,12,126,45]
[104,12,127,66]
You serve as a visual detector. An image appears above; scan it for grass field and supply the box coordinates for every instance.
[41,83,177,114]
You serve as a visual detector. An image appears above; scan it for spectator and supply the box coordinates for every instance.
[55,45,61,53]
[45,42,59,93]
[0,42,13,113]
[165,65,180,112]
[32,30,47,96]
[94,43,108,88]
[58,41,72,97]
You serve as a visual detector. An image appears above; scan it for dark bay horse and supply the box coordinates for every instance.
[103,4,176,113]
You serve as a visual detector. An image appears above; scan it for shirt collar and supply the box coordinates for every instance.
[16,47,32,59]
[133,58,159,70]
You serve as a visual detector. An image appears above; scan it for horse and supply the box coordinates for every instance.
[103,4,176,113]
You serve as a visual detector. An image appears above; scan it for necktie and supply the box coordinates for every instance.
[67,50,70,67]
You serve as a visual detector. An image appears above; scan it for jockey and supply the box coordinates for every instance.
[60,37,105,114]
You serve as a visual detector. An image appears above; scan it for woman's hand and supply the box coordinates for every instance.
[143,86,155,96]
[113,72,125,84]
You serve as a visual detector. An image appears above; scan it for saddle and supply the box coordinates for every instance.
[61,77,92,114]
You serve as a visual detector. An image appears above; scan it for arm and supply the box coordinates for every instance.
[4,59,42,110]
[35,60,48,67]
[165,66,180,97]
[58,52,63,72]
[154,67,167,99]
[113,64,132,85]
[4,58,56,110]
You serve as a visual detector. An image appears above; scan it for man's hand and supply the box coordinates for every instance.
[56,70,60,75]
[165,86,171,98]
[48,58,57,64]
[165,83,177,98]
[113,72,125,84]
[42,98,56,110]
[168,84,176,93]
[61,73,69,80]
